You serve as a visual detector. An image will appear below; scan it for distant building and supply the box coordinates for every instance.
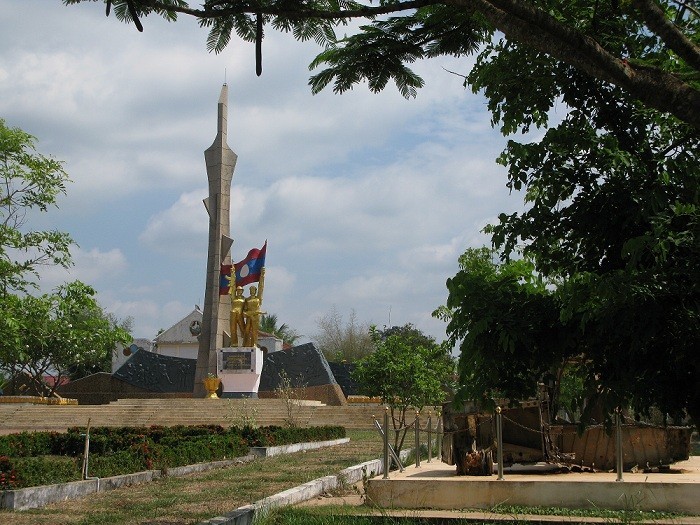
[113,309,285,369]
[153,309,202,359]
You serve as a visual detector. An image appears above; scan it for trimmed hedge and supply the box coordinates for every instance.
[241,425,346,447]
[0,425,345,488]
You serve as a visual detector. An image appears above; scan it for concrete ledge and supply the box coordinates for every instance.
[166,455,255,477]
[366,459,700,515]
[0,396,77,405]
[1,479,98,511]
[250,437,349,457]
[0,471,160,511]
[201,446,411,524]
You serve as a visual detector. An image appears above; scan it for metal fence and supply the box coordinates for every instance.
[374,405,627,481]
[373,407,443,478]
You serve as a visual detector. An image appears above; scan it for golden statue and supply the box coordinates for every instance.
[242,268,265,347]
[229,285,246,346]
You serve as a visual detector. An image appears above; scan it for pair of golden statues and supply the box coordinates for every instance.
[229,268,265,347]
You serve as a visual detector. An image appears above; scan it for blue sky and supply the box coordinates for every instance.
[0,1,525,343]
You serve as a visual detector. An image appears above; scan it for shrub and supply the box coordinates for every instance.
[0,456,18,489]
[0,431,57,457]
[87,450,147,478]
[0,423,345,488]
[11,456,80,488]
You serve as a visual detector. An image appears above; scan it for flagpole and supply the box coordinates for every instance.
[258,267,265,304]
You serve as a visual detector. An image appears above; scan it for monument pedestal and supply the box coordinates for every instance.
[217,346,263,398]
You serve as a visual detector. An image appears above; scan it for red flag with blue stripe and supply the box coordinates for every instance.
[234,241,267,286]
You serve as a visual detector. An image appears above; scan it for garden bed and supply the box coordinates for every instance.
[0,424,345,494]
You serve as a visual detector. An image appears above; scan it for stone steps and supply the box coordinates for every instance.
[0,399,382,434]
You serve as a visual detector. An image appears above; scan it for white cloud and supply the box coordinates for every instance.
[37,247,128,291]
[138,188,208,254]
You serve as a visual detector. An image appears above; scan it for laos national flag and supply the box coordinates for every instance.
[234,241,267,287]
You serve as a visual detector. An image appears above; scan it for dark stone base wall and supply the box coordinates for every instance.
[57,373,192,405]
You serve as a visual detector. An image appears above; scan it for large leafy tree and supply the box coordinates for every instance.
[353,325,454,452]
[0,281,132,397]
[437,43,698,425]
[0,119,73,295]
[63,0,700,128]
[435,248,570,409]
[440,245,699,427]
[474,39,699,425]
[440,53,700,421]
[0,122,132,395]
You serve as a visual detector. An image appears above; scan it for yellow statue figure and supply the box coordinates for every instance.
[229,285,246,346]
[242,268,266,347]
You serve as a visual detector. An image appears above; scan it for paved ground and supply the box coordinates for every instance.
[297,457,700,524]
[383,455,700,483]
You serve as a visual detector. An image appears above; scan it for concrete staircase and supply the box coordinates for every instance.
[308,405,385,429]
[0,399,383,434]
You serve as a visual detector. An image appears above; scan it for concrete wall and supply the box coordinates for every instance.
[57,373,192,405]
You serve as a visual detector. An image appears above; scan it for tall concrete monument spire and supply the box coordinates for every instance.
[193,84,237,397]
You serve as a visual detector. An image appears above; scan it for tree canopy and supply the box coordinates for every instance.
[0,281,132,397]
[438,240,699,426]
[0,119,73,295]
[0,121,132,396]
[434,249,565,403]
[462,35,699,426]
[431,18,698,426]
[63,0,700,129]
[353,325,454,452]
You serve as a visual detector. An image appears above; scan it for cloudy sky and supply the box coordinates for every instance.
[0,1,525,344]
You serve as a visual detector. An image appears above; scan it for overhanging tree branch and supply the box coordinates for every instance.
[631,0,700,71]
[68,0,700,128]
[453,0,700,128]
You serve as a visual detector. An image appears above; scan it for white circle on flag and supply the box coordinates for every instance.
[240,265,250,278]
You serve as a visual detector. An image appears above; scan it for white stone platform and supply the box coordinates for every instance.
[366,456,700,515]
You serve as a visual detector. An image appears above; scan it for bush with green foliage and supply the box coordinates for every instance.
[0,424,345,489]
[353,325,454,453]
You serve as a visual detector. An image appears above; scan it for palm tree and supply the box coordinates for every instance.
[259,314,301,346]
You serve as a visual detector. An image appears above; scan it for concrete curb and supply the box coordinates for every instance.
[200,449,411,525]
[250,437,349,457]
[0,438,348,511]
[0,456,256,511]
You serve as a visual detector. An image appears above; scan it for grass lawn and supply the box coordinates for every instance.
[0,430,379,525]
[259,504,687,525]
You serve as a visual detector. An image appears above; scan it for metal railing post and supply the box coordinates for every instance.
[415,410,421,468]
[383,407,389,479]
[373,414,404,472]
[427,411,433,463]
[496,406,504,480]
[81,418,91,480]
[436,410,442,462]
[615,409,623,482]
